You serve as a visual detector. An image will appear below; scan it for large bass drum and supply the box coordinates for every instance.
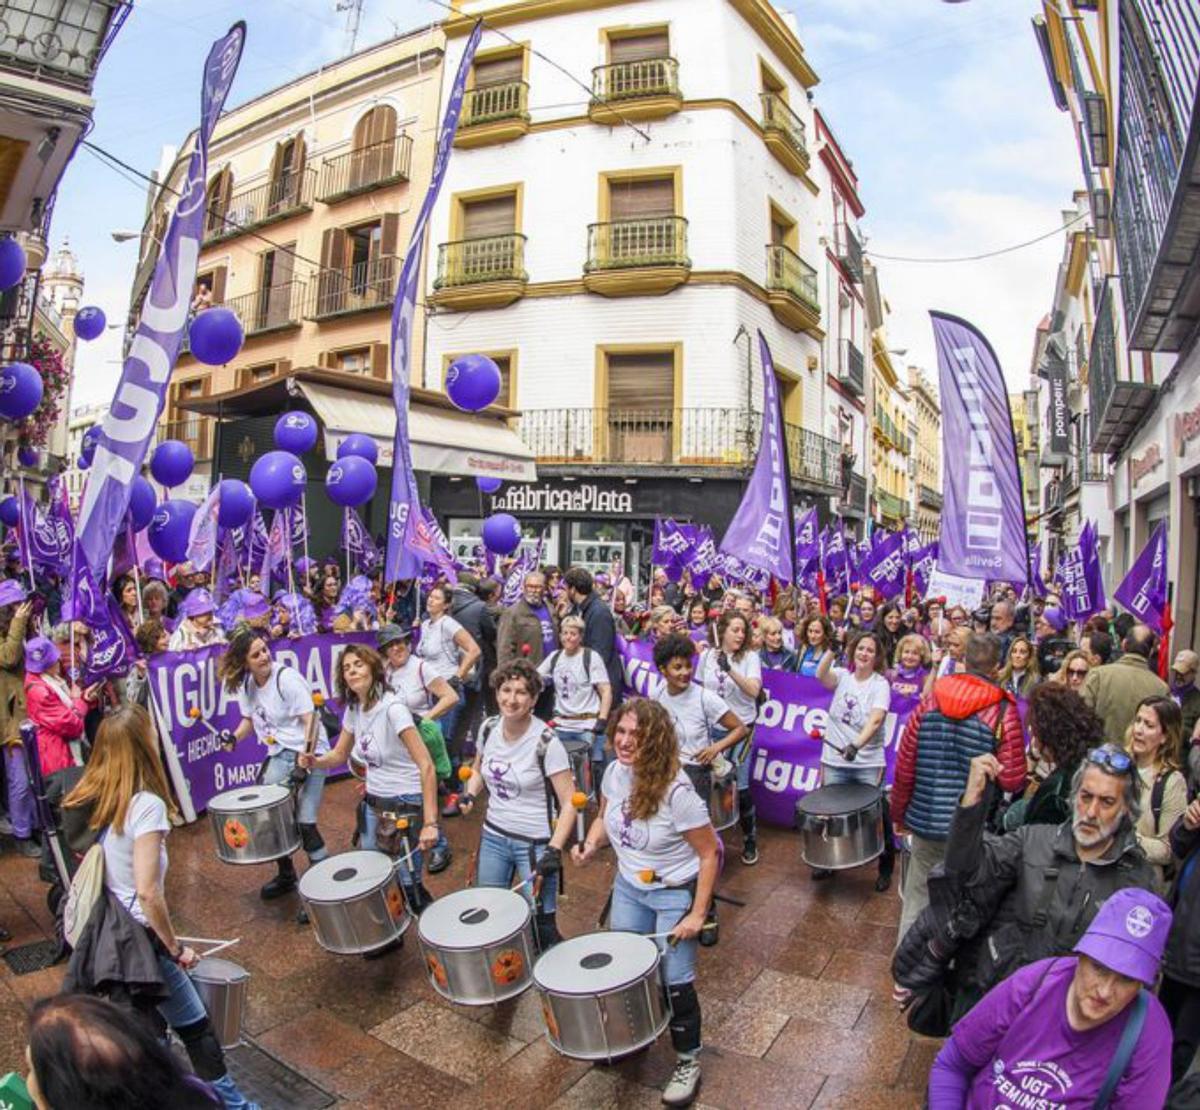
[298,850,410,955]
[534,931,669,1061]
[417,887,535,1005]
[794,783,884,870]
[207,784,299,865]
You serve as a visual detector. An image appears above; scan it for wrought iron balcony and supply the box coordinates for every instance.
[586,217,689,272]
[781,423,842,490]
[317,134,412,203]
[840,472,867,514]
[0,0,129,90]
[163,416,211,459]
[304,256,396,321]
[918,483,943,510]
[1089,278,1156,454]
[760,92,809,172]
[592,57,680,104]
[837,338,864,396]
[835,222,863,283]
[434,233,527,289]
[203,169,315,245]
[877,489,906,522]
[225,281,305,336]
[462,81,529,126]
[765,245,819,312]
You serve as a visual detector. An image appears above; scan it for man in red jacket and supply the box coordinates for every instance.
[891,632,1026,945]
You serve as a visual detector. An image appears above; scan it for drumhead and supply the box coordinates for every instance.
[191,957,250,985]
[534,931,659,995]
[796,783,880,816]
[418,887,530,949]
[208,784,291,814]
[299,851,394,901]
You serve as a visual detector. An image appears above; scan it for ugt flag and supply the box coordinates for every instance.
[1114,521,1168,632]
[1059,520,1106,622]
[931,312,1029,585]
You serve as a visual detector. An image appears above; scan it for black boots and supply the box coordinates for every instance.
[260,856,298,900]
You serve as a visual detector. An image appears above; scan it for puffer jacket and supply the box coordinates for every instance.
[1164,815,1200,987]
[891,673,1026,839]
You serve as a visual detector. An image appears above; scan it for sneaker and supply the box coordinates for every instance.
[810,867,833,882]
[0,815,14,836]
[15,838,42,859]
[874,872,892,893]
[661,1058,701,1107]
[441,793,461,818]
[427,845,452,874]
[740,839,759,867]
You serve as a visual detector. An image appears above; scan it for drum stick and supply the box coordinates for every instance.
[571,791,587,845]
[186,707,220,740]
[178,936,240,956]
[646,930,682,948]
[511,872,536,892]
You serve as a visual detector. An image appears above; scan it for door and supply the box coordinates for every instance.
[260,245,295,329]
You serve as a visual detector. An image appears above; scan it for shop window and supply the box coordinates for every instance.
[447,518,557,566]
[570,522,625,578]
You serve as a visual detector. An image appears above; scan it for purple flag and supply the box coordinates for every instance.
[911,541,939,598]
[385,22,484,582]
[260,511,288,593]
[75,24,245,581]
[684,526,720,580]
[794,507,819,582]
[84,597,139,682]
[1113,521,1168,632]
[861,530,907,600]
[1029,545,1048,600]
[820,524,849,597]
[720,332,794,583]
[341,508,380,574]
[501,546,534,606]
[652,518,690,582]
[239,511,269,575]
[214,530,239,604]
[931,312,1029,585]
[1058,521,1106,621]
[404,507,459,585]
[186,484,221,572]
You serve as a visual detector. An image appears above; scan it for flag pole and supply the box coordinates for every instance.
[17,473,35,591]
[129,523,145,626]
[344,508,351,583]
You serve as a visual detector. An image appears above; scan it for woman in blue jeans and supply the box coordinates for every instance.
[62,706,258,1109]
[573,698,719,1109]
[302,644,439,919]
[458,660,578,952]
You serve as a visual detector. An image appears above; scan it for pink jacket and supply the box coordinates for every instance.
[24,674,87,775]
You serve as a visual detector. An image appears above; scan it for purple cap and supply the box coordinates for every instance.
[296,557,315,575]
[178,587,216,618]
[0,579,26,607]
[1074,887,1172,985]
[241,591,271,621]
[24,635,60,674]
[1042,606,1067,633]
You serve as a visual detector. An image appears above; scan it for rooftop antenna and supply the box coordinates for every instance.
[336,0,364,55]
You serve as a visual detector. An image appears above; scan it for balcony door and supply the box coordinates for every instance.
[350,105,396,190]
[205,168,232,237]
[471,50,524,119]
[269,136,306,212]
[606,350,674,463]
[258,245,295,330]
[607,176,675,264]
[461,193,517,279]
[607,29,670,97]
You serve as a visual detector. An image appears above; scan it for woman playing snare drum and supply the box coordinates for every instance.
[573,698,720,1109]
[300,644,440,914]
[458,660,578,952]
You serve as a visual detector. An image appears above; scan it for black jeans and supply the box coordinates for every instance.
[1160,974,1200,1084]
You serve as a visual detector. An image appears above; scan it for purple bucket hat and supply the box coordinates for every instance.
[1074,887,1172,985]
[178,587,216,619]
[25,635,60,674]
[1042,606,1067,633]
[0,579,26,607]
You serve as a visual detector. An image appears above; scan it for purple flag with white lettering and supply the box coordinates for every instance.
[931,312,1029,586]
[75,24,245,582]
[260,511,288,593]
[186,484,221,572]
[720,332,794,582]
[794,507,819,582]
[1059,521,1106,621]
[861,530,907,600]
[1029,544,1048,599]
[652,518,691,582]
[385,22,484,582]
[911,541,938,598]
[404,506,459,585]
[1113,521,1168,632]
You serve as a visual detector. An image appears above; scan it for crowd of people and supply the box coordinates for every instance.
[2,545,1200,1107]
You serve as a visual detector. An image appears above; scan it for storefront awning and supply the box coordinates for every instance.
[297,380,537,482]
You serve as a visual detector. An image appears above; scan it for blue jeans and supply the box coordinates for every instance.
[609,872,697,985]
[712,725,754,791]
[361,793,424,885]
[821,764,884,788]
[262,749,327,861]
[476,827,557,913]
[440,688,465,763]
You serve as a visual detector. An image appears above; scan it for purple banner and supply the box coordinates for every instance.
[1059,520,1106,621]
[1113,521,1168,632]
[76,24,245,582]
[720,332,793,583]
[931,312,1029,585]
[861,529,907,600]
[794,507,819,582]
[385,21,483,583]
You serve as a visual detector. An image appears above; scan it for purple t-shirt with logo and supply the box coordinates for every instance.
[940,957,1171,1109]
[531,603,556,658]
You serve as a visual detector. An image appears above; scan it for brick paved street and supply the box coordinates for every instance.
[0,780,936,1108]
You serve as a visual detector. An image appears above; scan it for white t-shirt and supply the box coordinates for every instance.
[235,662,325,755]
[602,761,709,888]
[344,691,420,798]
[695,650,762,726]
[537,648,610,726]
[103,792,170,927]
[479,717,570,841]
[388,656,435,716]
[654,684,731,764]
[416,615,466,681]
[823,667,891,770]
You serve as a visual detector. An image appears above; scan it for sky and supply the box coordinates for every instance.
[59,0,1081,408]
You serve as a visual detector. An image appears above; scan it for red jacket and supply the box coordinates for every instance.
[24,674,87,776]
[891,672,1026,838]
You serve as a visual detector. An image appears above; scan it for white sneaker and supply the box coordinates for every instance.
[661,1058,701,1107]
[0,816,13,836]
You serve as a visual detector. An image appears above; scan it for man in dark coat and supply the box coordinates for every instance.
[564,567,622,697]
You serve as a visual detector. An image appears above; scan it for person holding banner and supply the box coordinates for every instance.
[216,628,328,902]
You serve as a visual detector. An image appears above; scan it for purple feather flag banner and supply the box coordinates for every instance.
[1113,521,1168,632]
[385,21,484,583]
[931,312,1029,585]
[75,24,245,582]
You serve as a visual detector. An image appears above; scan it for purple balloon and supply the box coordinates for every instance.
[0,362,43,421]
[0,496,18,528]
[325,455,377,507]
[217,478,255,528]
[74,306,106,341]
[481,512,522,556]
[188,306,244,366]
[336,433,378,466]
[16,445,37,467]
[150,439,194,488]
[250,450,306,510]
[77,455,90,470]
[446,354,502,413]
[82,425,102,449]
[147,499,197,564]
[274,411,319,454]
[0,238,25,292]
[476,476,502,494]
[128,476,157,531]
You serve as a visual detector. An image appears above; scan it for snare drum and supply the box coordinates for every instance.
[794,783,884,870]
[558,735,594,801]
[207,784,300,865]
[298,850,411,955]
[190,958,250,1049]
[534,931,669,1061]
[417,887,535,1005]
[708,764,739,831]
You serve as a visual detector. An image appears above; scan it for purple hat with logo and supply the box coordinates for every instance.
[178,587,216,619]
[1074,887,1172,985]
[24,635,60,674]
[1042,606,1067,633]
[0,578,26,607]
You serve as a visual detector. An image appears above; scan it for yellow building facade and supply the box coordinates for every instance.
[870,336,910,531]
[907,366,940,542]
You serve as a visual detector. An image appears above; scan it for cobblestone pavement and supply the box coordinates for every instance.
[0,779,938,1107]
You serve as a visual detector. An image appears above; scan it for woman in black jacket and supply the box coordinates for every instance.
[1162,799,1200,1086]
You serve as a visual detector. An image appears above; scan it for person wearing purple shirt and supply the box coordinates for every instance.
[929,887,1174,1109]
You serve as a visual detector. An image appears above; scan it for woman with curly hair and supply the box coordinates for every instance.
[572,698,719,1108]
[1003,683,1101,830]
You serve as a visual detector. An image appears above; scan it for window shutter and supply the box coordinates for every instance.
[211,265,227,304]
[291,135,306,178]
[380,213,400,257]
[320,227,348,271]
[606,352,674,411]
[462,194,516,238]
[770,217,790,247]
[609,177,674,220]
[492,355,512,406]
[474,52,523,86]
[609,31,670,63]
[370,342,390,379]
